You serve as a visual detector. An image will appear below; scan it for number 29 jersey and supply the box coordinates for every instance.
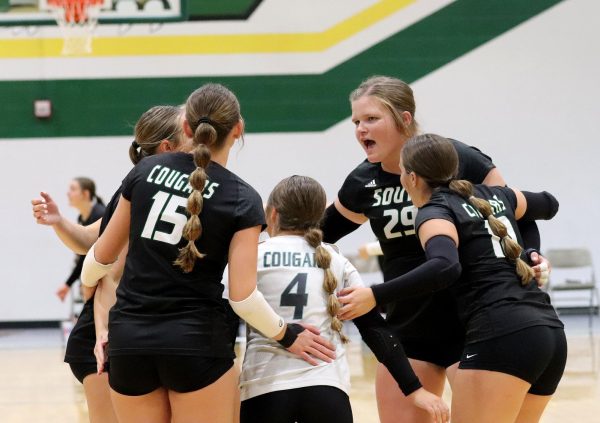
[239,235,362,400]
[415,185,563,344]
[109,152,265,358]
[337,139,495,339]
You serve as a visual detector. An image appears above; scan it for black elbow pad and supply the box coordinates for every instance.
[521,191,559,221]
[424,235,462,285]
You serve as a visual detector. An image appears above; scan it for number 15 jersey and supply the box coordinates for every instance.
[109,152,265,358]
[240,235,362,401]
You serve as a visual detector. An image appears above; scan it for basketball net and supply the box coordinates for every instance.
[47,0,103,55]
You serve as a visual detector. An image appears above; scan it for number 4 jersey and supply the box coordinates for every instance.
[240,235,362,401]
[108,152,265,358]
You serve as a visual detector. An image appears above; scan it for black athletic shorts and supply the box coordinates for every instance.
[223,298,240,346]
[459,325,567,395]
[241,385,353,423]
[69,362,110,384]
[401,336,464,369]
[109,355,233,396]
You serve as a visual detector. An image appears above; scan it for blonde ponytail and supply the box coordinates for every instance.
[173,122,214,272]
[174,83,242,272]
[403,135,534,284]
[448,180,534,285]
[305,228,349,344]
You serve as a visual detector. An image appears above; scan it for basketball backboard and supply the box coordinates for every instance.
[0,0,263,25]
[0,0,185,25]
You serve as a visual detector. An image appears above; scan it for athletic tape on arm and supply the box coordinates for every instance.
[229,287,284,338]
[80,243,114,288]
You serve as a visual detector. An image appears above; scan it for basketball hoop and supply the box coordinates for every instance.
[47,0,104,55]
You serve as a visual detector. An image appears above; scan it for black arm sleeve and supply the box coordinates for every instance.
[64,255,84,287]
[353,309,422,395]
[520,191,559,221]
[515,191,558,251]
[321,204,361,244]
[517,220,541,250]
[371,235,461,304]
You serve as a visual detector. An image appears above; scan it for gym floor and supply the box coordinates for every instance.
[0,314,598,423]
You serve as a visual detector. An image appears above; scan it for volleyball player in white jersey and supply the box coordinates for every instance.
[240,176,449,423]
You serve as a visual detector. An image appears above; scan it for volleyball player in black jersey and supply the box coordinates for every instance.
[321,76,551,423]
[388,134,563,423]
[56,177,105,302]
[81,84,335,423]
[31,105,190,423]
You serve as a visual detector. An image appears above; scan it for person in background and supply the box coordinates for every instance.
[56,177,105,302]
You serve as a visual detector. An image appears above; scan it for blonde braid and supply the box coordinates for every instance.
[449,180,534,284]
[173,122,214,272]
[305,228,349,344]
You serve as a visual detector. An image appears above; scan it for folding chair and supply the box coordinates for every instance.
[545,248,599,330]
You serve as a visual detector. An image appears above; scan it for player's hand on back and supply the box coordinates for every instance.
[31,192,62,225]
[337,286,376,320]
[286,323,336,366]
[408,387,450,423]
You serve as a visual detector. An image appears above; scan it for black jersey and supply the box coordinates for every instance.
[109,152,265,358]
[65,188,121,364]
[64,202,106,287]
[337,139,494,339]
[416,185,562,344]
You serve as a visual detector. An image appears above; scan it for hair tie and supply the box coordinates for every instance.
[197,116,213,127]
[131,140,140,149]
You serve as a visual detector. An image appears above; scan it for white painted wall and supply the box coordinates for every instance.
[1,0,598,321]
[413,0,600,266]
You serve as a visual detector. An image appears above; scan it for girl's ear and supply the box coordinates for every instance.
[401,111,413,129]
[157,139,172,153]
[233,119,244,139]
[183,119,194,138]
[267,207,279,237]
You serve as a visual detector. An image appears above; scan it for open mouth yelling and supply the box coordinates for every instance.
[363,139,376,152]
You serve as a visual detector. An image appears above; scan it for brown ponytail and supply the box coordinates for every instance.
[268,175,348,343]
[174,83,242,272]
[401,134,534,285]
[74,177,103,205]
[305,228,349,344]
[447,180,534,284]
[173,124,213,272]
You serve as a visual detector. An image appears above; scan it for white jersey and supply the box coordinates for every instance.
[239,235,363,400]
[222,231,270,299]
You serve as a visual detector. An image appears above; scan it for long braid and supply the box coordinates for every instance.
[304,228,349,344]
[174,83,242,273]
[448,180,535,284]
[173,122,215,272]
